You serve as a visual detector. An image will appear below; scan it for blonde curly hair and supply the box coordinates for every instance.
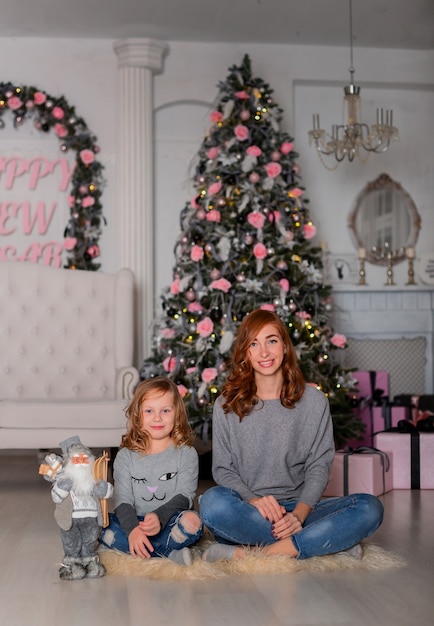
[121,377,194,453]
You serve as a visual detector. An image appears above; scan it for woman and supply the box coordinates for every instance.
[199,309,383,561]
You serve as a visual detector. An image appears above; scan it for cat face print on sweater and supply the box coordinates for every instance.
[131,469,178,503]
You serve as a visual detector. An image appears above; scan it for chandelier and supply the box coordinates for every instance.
[308,0,398,167]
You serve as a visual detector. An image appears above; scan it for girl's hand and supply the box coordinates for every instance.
[128,526,154,559]
[139,512,161,537]
[249,495,285,523]
[272,512,303,540]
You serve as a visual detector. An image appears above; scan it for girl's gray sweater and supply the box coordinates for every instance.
[113,444,198,535]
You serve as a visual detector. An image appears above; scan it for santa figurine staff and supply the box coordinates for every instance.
[42,436,113,581]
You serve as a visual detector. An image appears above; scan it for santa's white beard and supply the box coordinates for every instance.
[63,459,96,496]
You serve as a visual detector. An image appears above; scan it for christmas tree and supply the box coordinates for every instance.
[141,55,363,448]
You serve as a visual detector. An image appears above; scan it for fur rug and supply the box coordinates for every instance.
[98,538,405,581]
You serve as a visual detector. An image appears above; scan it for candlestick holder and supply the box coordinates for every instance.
[406,256,417,285]
[385,253,395,286]
[358,257,367,285]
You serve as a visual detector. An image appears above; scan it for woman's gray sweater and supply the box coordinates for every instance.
[212,385,334,508]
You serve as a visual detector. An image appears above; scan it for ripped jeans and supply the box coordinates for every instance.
[99,511,203,558]
[199,486,384,560]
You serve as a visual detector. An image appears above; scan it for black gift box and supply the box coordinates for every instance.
[394,395,434,413]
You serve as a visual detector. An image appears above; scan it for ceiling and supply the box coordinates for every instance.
[1,0,433,50]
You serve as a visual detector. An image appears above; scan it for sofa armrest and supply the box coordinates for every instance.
[116,367,140,400]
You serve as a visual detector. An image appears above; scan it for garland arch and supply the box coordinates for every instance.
[0,81,106,270]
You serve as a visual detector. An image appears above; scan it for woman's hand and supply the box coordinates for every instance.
[128,526,155,559]
[139,512,161,537]
[249,495,286,523]
[271,511,303,539]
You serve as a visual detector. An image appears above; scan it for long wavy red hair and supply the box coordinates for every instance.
[222,309,305,419]
[121,377,194,454]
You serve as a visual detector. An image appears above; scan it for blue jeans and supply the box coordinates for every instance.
[99,512,203,558]
[199,486,384,560]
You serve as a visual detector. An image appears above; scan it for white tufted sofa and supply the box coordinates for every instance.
[0,261,140,449]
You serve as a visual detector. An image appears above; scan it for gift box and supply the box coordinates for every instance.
[353,370,389,402]
[346,370,390,448]
[323,447,393,497]
[374,432,434,489]
[372,405,410,435]
[394,394,434,413]
[393,395,434,427]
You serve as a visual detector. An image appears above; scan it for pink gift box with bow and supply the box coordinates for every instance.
[372,405,410,435]
[374,432,434,489]
[323,448,393,497]
[346,370,390,448]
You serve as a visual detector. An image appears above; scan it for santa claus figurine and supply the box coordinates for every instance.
[49,436,113,581]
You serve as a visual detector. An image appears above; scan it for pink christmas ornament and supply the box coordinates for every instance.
[86,245,100,258]
[247,212,266,229]
[234,124,249,141]
[188,302,204,313]
[79,149,95,165]
[161,328,176,339]
[202,367,218,383]
[52,106,65,120]
[330,333,347,348]
[246,145,262,157]
[170,278,180,295]
[206,210,221,222]
[207,147,220,159]
[210,268,221,280]
[280,142,294,154]
[279,278,290,292]
[177,384,188,398]
[210,277,232,293]
[264,162,282,178]
[190,245,204,262]
[33,91,47,105]
[210,111,223,123]
[63,237,77,251]
[296,311,312,320]
[208,181,223,196]
[82,196,95,208]
[7,96,23,110]
[303,222,317,240]
[253,243,267,259]
[197,317,214,337]
[163,356,177,373]
[289,187,304,198]
[54,123,68,138]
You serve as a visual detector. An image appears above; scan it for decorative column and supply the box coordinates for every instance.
[113,38,168,365]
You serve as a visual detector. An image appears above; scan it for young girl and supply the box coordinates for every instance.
[100,377,202,565]
[199,309,384,562]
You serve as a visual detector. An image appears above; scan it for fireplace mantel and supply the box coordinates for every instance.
[330,285,434,394]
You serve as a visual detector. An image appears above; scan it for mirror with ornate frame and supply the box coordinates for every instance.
[348,173,421,266]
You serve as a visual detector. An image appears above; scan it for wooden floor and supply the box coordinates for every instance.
[1,451,433,626]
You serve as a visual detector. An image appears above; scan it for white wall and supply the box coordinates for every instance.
[154,42,434,294]
[1,38,118,272]
[2,37,433,299]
